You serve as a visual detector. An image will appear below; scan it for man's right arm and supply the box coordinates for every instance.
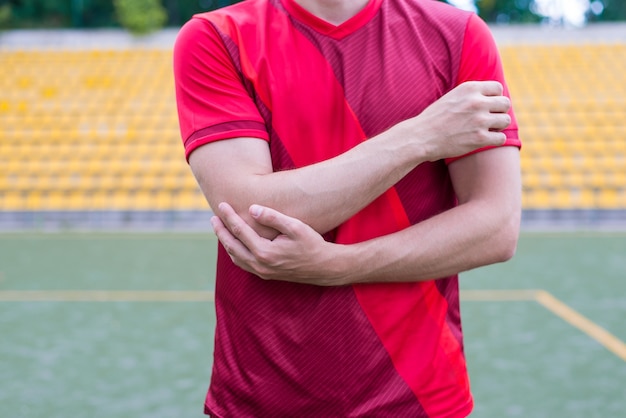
[174,18,510,239]
[188,81,511,239]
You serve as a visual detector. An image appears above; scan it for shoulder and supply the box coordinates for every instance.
[462,12,497,48]
[175,0,272,58]
[457,13,502,83]
[176,0,277,54]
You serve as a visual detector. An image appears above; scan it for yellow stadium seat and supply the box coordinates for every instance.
[174,189,207,210]
[570,188,596,209]
[45,190,66,210]
[525,188,551,209]
[2,190,25,210]
[89,190,109,210]
[154,190,173,210]
[1,44,624,212]
[25,190,45,210]
[132,190,156,210]
[110,191,133,210]
[68,191,91,210]
[596,189,619,209]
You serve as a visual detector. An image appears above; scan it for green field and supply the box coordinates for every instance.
[1,232,625,417]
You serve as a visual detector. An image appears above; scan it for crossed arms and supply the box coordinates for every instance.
[189,81,521,286]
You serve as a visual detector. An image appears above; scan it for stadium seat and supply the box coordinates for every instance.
[596,188,619,209]
[500,42,626,210]
[0,43,624,212]
[2,190,24,210]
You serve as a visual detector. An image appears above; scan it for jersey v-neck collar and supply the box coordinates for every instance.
[281,0,383,39]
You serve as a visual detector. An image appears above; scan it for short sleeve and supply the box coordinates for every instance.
[445,13,521,164]
[173,17,269,161]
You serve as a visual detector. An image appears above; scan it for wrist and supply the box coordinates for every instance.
[327,242,361,286]
[389,118,430,165]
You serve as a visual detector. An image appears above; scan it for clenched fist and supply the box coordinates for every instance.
[397,81,512,162]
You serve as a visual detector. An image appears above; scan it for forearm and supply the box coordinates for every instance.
[210,185,521,287]
[194,127,425,237]
[336,147,522,284]
[338,199,520,284]
[191,81,512,238]
[247,148,418,235]
[209,147,521,286]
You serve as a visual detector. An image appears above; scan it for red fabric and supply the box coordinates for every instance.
[173,17,269,161]
[281,0,383,39]
[445,12,521,164]
[173,1,521,416]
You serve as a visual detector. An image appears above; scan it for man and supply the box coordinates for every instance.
[173,0,521,416]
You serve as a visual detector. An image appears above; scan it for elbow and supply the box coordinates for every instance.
[497,232,518,263]
[494,212,521,263]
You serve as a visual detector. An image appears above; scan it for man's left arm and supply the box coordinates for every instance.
[211,145,521,285]
[341,145,521,284]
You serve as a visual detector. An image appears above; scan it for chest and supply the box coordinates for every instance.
[239,9,460,167]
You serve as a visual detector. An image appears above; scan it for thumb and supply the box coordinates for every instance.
[249,204,298,236]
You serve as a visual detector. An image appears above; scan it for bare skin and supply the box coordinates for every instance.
[190,81,512,241]
[294,0,371,24]
[211,146,521,286]
[188,0,520,287]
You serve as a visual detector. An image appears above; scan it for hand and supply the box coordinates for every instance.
[211,202,346,286]
[400,81,512,162]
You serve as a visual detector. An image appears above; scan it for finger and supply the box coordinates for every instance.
[483,131,507,146]
[487,96,511,114]
[211,214,254,262]
[218,202,267,250]
[477,80,504,97]
[249,204,300,237]
[487,113,512,131]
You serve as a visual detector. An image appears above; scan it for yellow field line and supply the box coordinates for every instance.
[535,290,626,363]
[1,288,625,363]
[1,289,537,302]
[0,290,215,302]
[463,289,626,362]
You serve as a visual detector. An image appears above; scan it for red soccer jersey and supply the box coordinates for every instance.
[174,0,520,416]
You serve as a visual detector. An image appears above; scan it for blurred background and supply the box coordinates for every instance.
[0,0,625,28]
[0,1,625,418]
[0,0,625,229]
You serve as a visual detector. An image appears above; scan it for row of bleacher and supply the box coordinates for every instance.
[503,43,626,209]
[0,48,196,211]
[0,43,625,211]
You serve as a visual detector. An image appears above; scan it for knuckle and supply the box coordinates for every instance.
[472,113,489,127]
[467,96,486,112]
[266,211,278,223]
[285,219,300,234]
[465,80,480,90]
[230,223,242,237]
[255,265,273,280]
[477,129,491,142]
[255,250,270,264]
[224,243,235,256]
[227,252,239,265]
[253,247,274,265]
